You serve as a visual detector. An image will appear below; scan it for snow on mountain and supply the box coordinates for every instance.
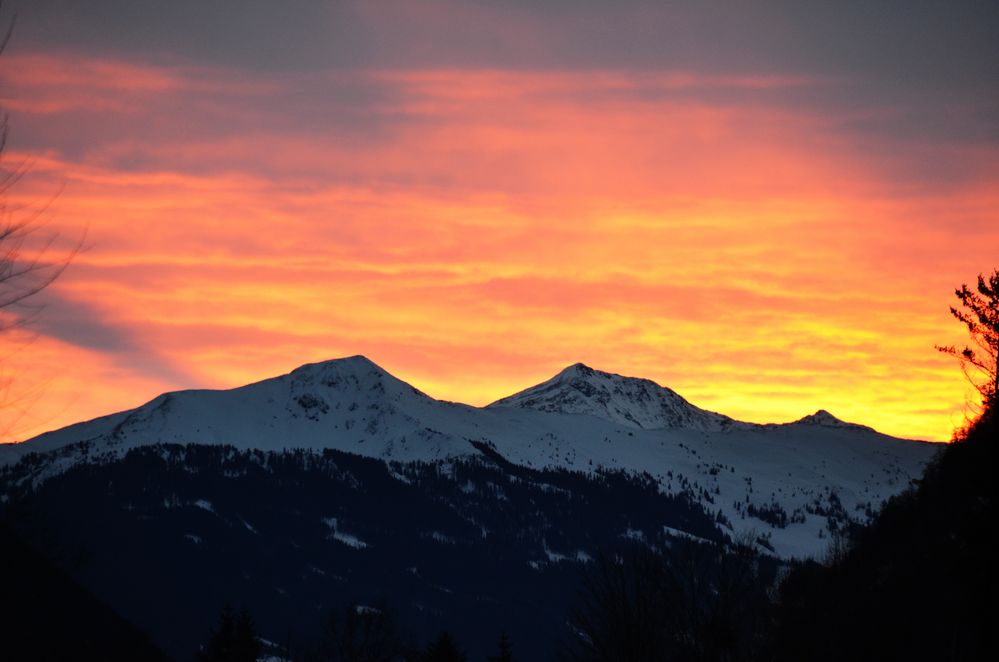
[2,356,472,464]
[488,362,736,431]
[0,356,940,559]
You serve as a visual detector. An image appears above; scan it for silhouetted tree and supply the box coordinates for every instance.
[564,541,770,662]
[937,268,999,412]
[772,399,998,661]
[313,602,407,662]
[198,605,261,662]
[565,547,675,661]
[0,1,80,436]
[421,632,466,662]
[487,632,514,662]
[0,1,66,332]
[771,318,999,661]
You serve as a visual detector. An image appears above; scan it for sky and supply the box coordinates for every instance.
[1,0,997,442]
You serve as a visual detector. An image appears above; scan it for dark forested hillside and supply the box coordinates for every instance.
[773,405,997,661]
[0,442,730,660]
[0,522,166,661]
[4,422,988,660]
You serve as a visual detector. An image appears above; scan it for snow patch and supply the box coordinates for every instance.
[542,540,590,564]
[322,516,369,549]
[192,499,215,513]
[426,531,456,544]
[663,526,715,546]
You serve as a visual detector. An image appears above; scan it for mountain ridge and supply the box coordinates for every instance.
[0,355,938,560]
[20,356,879,440]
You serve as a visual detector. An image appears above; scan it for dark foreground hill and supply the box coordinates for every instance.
[773,405,998,661]
[0,522,166,661]
[1,443,742,660]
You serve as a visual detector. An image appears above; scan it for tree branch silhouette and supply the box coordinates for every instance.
[936,269,999,415]
[0,1,82,439]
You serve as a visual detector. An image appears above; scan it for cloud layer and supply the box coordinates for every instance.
[1,2,997,441]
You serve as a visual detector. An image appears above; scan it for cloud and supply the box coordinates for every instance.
[30,289,200,387]
[7,0,996,148]
[0,11,995,442]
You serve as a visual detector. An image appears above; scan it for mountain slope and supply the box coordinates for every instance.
[2,443,739,661]
[0,523,167,661]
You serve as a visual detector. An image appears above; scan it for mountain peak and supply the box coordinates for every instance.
[283,355,430,402]
[792,410,863,429]
[291,355,379,373]
[489,364,732,431]
[557,362,596,378]
[286,355,391,383]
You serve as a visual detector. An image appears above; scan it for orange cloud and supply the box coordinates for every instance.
[1,54,996,443]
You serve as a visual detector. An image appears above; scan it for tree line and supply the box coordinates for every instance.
[197,602,512,662]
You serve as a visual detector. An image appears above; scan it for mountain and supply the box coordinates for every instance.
[488,362,736,431]
[3,355,467,463]
[0,356,940,660]
[0,356,936,560]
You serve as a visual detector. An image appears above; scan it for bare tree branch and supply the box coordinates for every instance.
[0,2,82,440]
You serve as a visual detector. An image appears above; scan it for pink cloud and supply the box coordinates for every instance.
[0,52,995,443]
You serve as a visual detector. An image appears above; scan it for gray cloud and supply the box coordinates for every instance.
[31,290,201,387]
[8,2,995,81]
[5,0,996,149]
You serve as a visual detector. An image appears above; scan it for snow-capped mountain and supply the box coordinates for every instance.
[0,355,943,659]
[488,362,736,431]
[2,355,492,469]
[1,356,937,560]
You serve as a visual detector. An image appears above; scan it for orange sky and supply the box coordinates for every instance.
[2,3,998,443]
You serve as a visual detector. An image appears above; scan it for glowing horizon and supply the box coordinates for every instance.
[1,2,997,443]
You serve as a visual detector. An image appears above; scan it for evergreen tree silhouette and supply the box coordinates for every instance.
[318,601,406,661]
[233,609,261,662]
[937,268,999,412]
[198,605,261,662]
[487,632,514,662]
[564,541,770,661]
[421,631,466,662]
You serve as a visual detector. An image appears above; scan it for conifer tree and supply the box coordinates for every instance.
[232,609,261,662]
[421,631,466,662]
[937,268,999,411]
[320,602,405,662]
[487,632,514,662]
[198,605,261,662]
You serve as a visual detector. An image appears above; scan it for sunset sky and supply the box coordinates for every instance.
[1,1,997,442]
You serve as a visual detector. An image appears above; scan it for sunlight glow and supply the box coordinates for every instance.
[2,54,996,442]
